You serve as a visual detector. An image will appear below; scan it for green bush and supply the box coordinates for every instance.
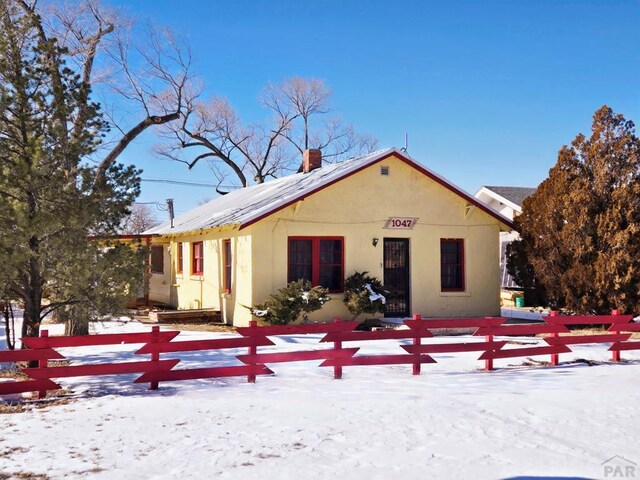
[250,279,330,325]
[343,271,386,319]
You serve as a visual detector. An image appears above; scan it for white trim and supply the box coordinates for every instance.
[474,186,523,214]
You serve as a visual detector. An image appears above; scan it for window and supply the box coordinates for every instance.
[177,242,183,274]
[441,239,465,291]
[150,246,164,274]
[288,237,344,292]
[223,239,232,293]
[192,241,204,275]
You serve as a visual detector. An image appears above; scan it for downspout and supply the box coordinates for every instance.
[144,236,151,306]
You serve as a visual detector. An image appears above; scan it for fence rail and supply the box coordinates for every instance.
[1,310,638,399]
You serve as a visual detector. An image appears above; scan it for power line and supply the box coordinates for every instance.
[141,178,216,188]
[141,177,241,190]
[134,201,168,211]
[141,177,242,190]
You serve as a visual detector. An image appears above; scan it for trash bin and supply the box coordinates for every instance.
[514,296,525,308]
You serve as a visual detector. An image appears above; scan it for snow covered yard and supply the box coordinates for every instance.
[1,319,640,480]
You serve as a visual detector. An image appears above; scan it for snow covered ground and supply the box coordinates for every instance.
[1,318,640,480]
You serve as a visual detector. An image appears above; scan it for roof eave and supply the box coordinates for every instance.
[476,186,523,214]
[88,233,159,241]
[148,223,242,238]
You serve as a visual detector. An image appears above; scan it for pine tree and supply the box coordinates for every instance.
[507,106,640,314]
[0,3,146,337]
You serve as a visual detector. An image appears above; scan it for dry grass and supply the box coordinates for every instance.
[0,365,30,381]
[0,393,75,415]
[536,327,640,339]
[0,359,70,377]
[0,401,29,414]
[512,358,550,367]
[164,322,236,333]
[428,328,476,336]
[0,449,51,478]
[1,359,74,414]
[70,467,104,476]
[0,472,50,479]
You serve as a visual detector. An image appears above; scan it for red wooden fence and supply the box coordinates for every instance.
[236,320,360,381]
[1,310,638,399]
[319,315,505,374]
[133,333,275,385]
[0,327,181,398]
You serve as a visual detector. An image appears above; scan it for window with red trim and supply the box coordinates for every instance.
[223,239,232,293]
[288,237,344,292]
[192,241,204,275]
[441,238,465,291]
[150,246,164,274]
[177,242,183,274]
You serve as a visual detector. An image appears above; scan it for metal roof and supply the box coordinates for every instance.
[145,148,514,235]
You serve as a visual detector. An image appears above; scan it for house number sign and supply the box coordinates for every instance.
[384,217,418,229]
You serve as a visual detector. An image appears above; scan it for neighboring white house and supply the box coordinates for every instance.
[474,186,536,289]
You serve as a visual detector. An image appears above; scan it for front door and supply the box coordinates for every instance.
[383,238,410,318]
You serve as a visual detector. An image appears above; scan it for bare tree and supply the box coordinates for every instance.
[121,204,160,234]
[156,77,377,192]
[19,0,195,180]
[263,77,331,151]
[155,93,295,190]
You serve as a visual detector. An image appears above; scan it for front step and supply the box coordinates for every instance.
[147,308,223,324]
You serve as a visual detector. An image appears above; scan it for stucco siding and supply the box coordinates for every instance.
[146,231,252,325]
[248,154,502,322]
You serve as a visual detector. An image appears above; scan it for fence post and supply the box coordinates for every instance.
[149,326,160,390]
[247,320,257,383]
[37,329,49,399]
[611,309,621,363]
[549,310,559,366]
[333,318,343,380]
[485,332,494,372]
[412,314,422,375]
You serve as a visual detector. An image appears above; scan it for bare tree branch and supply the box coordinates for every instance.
[15,0,195,182]
[97,112,180,180]
[156,77,374,190]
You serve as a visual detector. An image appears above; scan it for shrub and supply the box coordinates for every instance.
[343,271,386,319]
[250,279,330,325]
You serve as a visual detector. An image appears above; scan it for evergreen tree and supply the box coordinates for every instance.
[343,271,387,320]
[507,106,640,314]
[251,280,330,325]
[0,2,146,337]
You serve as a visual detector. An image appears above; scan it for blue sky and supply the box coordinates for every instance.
[109,0,640,217]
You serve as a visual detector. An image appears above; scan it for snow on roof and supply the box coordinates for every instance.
[145,147,514,235]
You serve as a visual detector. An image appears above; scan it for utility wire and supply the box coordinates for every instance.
[134,201,168,211]
[138,178,240,215]
[141,178,215,188]
[141,177,239,190]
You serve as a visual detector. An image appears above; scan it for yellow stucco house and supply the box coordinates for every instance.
[142,147,514,326]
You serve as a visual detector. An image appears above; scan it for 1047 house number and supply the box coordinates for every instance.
[384,217,418,229]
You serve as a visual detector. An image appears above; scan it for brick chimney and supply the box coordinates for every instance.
[302,149,322,173]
